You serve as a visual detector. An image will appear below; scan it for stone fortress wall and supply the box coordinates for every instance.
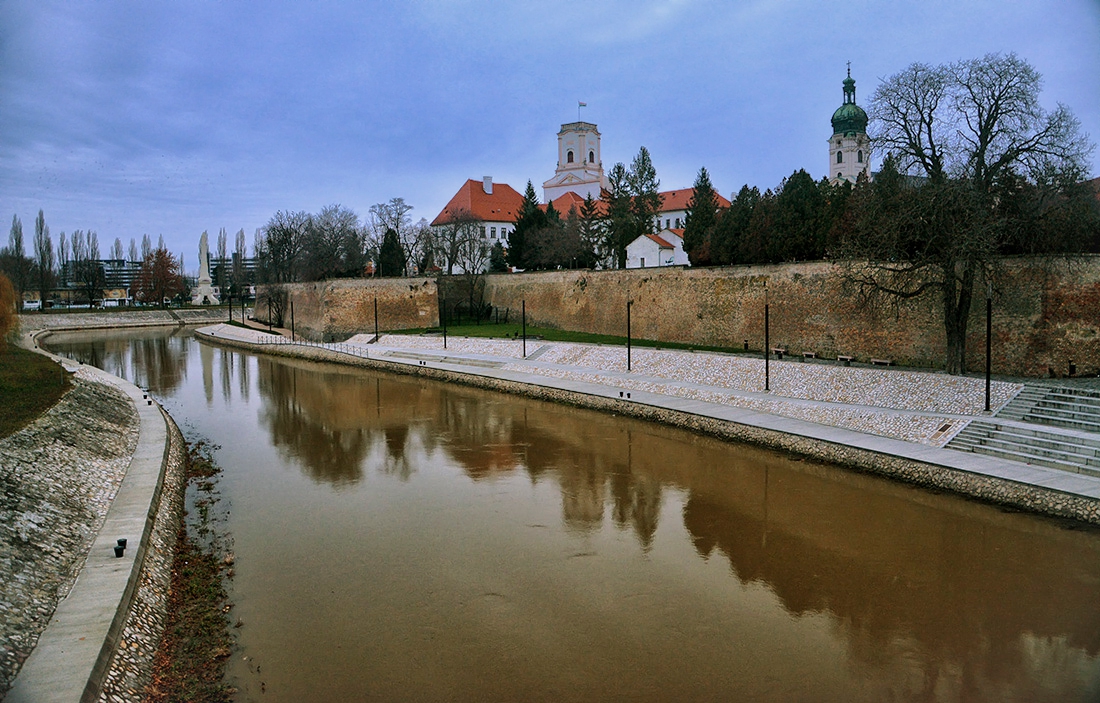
[483,257,1100,378]
[280,257,1100,378]
[281,276,439,342]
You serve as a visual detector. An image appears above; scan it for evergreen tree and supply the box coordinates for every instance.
[713,185,760,265]
[578,193,606,267]
[602,162,634,268]
[682,167,720,266]
[378,228,405,277]
[508,181,545,269]
[489,242,508,272]
[772,169,826,262]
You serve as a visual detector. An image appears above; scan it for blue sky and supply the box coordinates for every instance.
[2,0,1098,271]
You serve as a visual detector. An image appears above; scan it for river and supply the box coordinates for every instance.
[46,328,1100,702]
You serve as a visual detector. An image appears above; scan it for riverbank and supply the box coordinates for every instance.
[195,323,1100,525]
[3,326,197,702]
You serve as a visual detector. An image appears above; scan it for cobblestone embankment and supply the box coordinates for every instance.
[0,370,138,696]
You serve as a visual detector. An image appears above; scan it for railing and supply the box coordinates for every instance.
[250,333,375,362]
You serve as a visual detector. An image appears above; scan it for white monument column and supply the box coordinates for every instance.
[191,231,220,305]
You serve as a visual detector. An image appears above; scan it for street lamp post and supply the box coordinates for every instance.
[985,282,992,412]
[374,297,379,341]
[764,287,770,392]
[442,297,447,349]
[291,300,295,340]
[627,300,633,372]
[522,299,527,358]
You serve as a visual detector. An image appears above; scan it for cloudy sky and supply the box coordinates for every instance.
[2,0,1098,270]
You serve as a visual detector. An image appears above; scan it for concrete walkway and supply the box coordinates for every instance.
[7,336,171,703]
[196,324,1100,521]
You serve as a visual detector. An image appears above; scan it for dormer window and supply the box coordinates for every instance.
[566,150,574,163]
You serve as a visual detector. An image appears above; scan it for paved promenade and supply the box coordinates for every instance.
[198,323,1100,523]
[4,331,184,702]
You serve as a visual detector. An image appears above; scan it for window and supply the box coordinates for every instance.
[675,218,681,228]
[666,219,671,229]
[567,150,574,163]
[480,226,486,237]
[837,151,843,164]
[588,150,595,163]
[640,257,645,268]
[490,227,496,238]
[857,150,863,163]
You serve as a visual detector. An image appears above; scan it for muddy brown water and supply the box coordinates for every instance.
[46,329,1100,702]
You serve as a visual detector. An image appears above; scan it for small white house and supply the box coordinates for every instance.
[625,228,689,269]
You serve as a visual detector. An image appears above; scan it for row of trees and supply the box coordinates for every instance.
[0,211,190,308]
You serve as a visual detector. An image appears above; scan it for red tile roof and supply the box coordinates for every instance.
[644,233,674,248]
[539,191,609,217]
[431,179,525,226]
[662,228,685,239]
[657,187,731,213]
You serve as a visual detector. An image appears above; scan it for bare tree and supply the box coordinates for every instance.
[141,234,152,261]
[434,208,482,275]
[840,53,1095,373]
[58,232,69,286]
[4,215,29,309]
[233,228,248,293]
[257,210,309,283]
[216,227,228,291]
[128,238,138,263]
[369,198,418,275]
[111,237,124,261]
[33,210,54,305]
[134,248,184,306]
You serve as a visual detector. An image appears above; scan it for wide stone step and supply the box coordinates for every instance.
[1034,397,1100,416]
[1025,410,1100,434]
[948,436,1100,477]
[954,425,1100,454]
[952,431,1100,468]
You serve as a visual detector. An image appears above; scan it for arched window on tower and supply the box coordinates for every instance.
[837,151,843,164]
[567,150,574,163]
[857,150,863,163]
[588,150,595,163]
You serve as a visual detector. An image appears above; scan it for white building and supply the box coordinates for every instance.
[542,121,608,202]
[829,67,870,184]
[626,228,688,269]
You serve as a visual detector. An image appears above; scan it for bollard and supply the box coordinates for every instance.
[117,538,127,548]
[113,545,125,558]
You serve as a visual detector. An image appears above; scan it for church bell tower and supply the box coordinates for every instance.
[543,122,608,201]
[829,65,870,184]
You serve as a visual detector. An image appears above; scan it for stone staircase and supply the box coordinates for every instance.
[946,386,1100,477]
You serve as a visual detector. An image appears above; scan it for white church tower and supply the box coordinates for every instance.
[543,122,608,201]
[829,66,870,184]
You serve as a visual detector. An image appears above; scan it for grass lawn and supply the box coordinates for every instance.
[387,321,750,355]
[0,344,71,438]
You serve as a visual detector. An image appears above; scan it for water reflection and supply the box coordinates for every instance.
[47,328,190,395]
[44,331,1100,701]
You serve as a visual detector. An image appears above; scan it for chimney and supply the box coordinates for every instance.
[483,176,493,195]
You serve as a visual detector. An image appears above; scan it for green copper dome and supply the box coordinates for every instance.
[831,69,867,136]
[831,102,868,135]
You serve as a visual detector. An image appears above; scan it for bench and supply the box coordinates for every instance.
[837,355,854,366]
[771,347,787,359]
[802,351,817,360]
[870,358,895,367]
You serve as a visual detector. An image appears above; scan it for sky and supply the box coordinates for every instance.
[2,0,1098,272]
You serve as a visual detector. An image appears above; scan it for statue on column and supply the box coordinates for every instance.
[191,231,221,305]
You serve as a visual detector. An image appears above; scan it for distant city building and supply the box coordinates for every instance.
[542,121,609,202]
[626,228,689,269]
[829,66,871,184]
